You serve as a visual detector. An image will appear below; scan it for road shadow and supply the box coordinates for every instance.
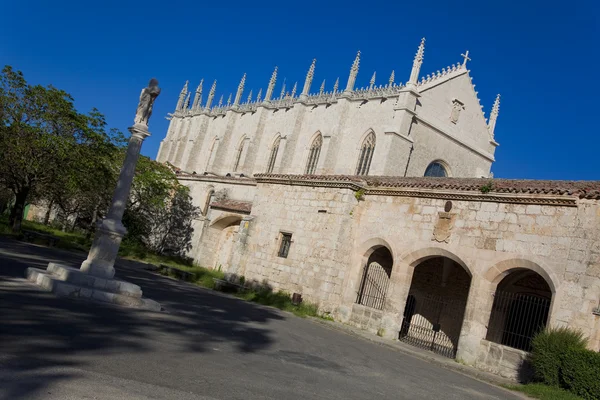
[0,237,284,399]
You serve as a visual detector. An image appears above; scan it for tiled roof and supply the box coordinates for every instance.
[254,174,600,199]
[210,199,252,214]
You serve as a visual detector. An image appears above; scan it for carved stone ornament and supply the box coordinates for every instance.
[450,98,464,124]
[432,211,455,243]
[134,78,161,126]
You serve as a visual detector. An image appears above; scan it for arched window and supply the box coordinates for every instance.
[355,132,376,175]
[233,137,246,172]
[305,134,323,175]
[266,136,281,173]
[205,137,218,172]
[424,161,448,177]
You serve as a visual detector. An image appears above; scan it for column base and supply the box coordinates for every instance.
[26,263,161,311]
[80,218,127,279]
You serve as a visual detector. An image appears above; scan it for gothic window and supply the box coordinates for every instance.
[278,232,292,258]
[424,161,448,177]
[233,137,246,172]
[266,136,281,173]
[355,132,376,175]
[205,137,218,172]
[305,134,323,175]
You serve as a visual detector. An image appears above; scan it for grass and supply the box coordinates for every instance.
[503,384,584,400]
[0,215,193,270]
[156,264,327,319]
[2,215,329,320]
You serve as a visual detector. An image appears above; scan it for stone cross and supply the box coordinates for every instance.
[461,51,471,66]
[81,79,160,279]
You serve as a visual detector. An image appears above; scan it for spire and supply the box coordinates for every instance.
[291,82,297,98]
[184,92,191,109]
[407,38,425,90]
[333,77,339,93]
[192,79,203,110]
[488,94,500,138]
[280,78,286,99]
[218,95,223,107]
[247,89,253,104]
[205,80,216,110]
[264,66,278,102]
[389,70,395,86]
[227,93,232,106]
[176,80,189,110]
[319,79,325,95]
[233,73,246,106]
[369,71,376,89]
[301,59,316,99]
[256,88,262,103]
[345,51,361,92]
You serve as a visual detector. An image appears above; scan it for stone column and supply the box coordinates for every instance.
[80,125,151,279]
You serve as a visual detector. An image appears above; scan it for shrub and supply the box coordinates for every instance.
[530,327,587,387]
[561,348,600,400]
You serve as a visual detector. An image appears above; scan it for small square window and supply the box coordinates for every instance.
[278,233,292,258]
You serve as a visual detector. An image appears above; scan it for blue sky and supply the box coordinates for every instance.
[1,0,598,180]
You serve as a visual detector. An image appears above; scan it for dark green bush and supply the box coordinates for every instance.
[530,327,587,387]
[561,348,600,400]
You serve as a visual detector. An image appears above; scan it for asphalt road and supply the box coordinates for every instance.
[0,237,521,400]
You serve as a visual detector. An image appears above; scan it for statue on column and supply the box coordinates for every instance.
[134,78,161,126]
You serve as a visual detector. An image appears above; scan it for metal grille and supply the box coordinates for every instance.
[355,262,390,310]
[399,294,468,358]
[278,233,292,258]
[486,291,550,352]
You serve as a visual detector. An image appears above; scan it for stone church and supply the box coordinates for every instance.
[156,39,600,379]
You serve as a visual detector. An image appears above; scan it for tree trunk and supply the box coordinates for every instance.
[86,201,101,240]
[11,187,30,233]
[43,199,54,225]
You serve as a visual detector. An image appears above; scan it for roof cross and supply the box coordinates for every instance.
[461,50,471,66]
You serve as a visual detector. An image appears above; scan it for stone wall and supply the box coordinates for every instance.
[181,174,600,378]
[158,66,497,181]
[240,183,356,311]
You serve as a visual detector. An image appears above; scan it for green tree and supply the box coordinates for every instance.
[0,66,119,233]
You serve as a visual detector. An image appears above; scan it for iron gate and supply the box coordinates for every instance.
[355,262,391,310]
[399,293,468,358]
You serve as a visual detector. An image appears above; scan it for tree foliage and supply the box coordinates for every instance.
[0,65,198,257]
[0,66,120,232]
[123,156,199,257]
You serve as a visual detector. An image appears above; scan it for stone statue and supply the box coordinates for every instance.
[134,78,161,126]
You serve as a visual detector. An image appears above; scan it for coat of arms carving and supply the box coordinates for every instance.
[432,212,455,243]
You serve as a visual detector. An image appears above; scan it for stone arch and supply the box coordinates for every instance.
[304,131,323,175]
[208,214,243,272]
[484,258,558,294]
[355,129,376,175]
[484,258,556,351]
[202,185,215,216]
[266,133,282,173]
[355,239,394,311]
[205,136,220,172]
[356,128,377,150]
[210,214,243,230]
[232,134,249,172]
[424,159,451,177]
[398,246,473,358]
[401,246,472,277]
